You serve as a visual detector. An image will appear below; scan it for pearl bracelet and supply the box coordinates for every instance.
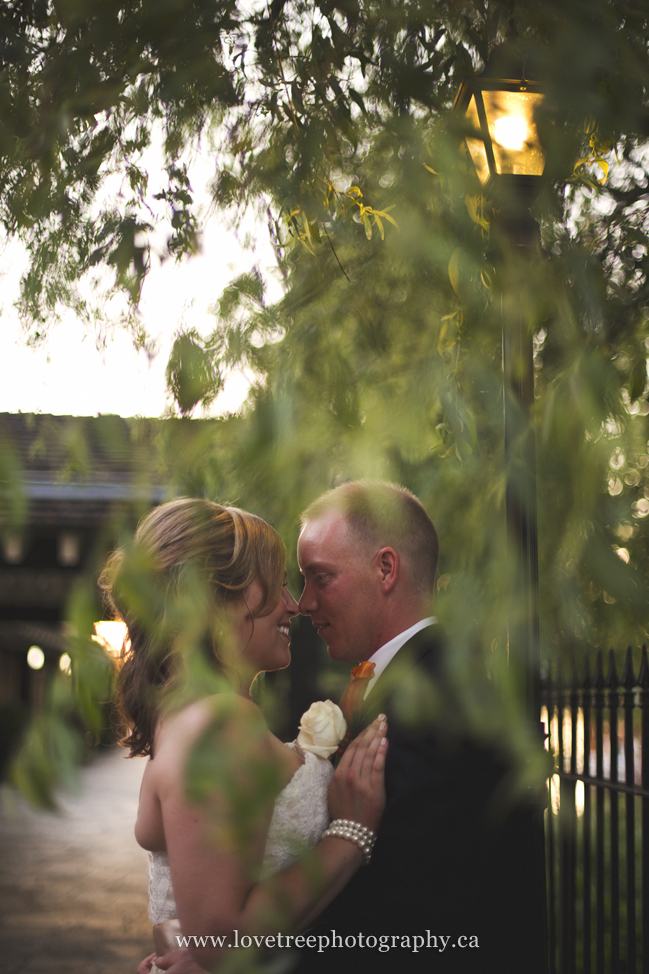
[322,818,377,865]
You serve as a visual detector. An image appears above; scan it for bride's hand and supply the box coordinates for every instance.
[152,949,209,973]
[327,715,388,831]
[137,953,156,974]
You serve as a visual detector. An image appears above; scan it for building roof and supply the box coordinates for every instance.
[0,413,167,527]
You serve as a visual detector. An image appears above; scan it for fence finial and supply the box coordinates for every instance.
[621,646,635,689]
[580,654,591,689]
[593,647,604,689]
[638,644,649,689]
[606,648,619,689]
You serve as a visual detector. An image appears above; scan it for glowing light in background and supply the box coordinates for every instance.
[59,652,72,674]
[93,621,129,658]
[575,779,585,817]
[27,645,45,669]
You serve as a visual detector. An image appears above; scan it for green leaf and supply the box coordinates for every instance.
[448,247,462,297]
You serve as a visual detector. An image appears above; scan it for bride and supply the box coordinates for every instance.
[100,498,387,974]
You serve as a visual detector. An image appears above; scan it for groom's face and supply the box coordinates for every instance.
[297,511,382,663]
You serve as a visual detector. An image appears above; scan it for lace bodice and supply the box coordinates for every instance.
[147,744,334,924]
[259,746,334,880]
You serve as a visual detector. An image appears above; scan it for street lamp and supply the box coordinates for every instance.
[453,65,547,722]
[453,75,545,214]
[453,59,549,974]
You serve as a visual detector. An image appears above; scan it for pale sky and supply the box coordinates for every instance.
[0,148,281,419]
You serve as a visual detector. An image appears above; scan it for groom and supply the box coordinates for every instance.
[294,479,546,973]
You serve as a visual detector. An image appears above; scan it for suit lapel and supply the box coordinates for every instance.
[359,624,446,726]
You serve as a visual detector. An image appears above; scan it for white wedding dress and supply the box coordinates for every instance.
[147,744,334,948]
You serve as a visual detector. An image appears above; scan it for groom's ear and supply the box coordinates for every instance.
[376,546,399,594]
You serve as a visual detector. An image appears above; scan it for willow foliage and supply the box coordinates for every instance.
[3,0,649,803]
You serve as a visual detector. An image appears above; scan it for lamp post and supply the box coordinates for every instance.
[453,61,549,973]
[453,68,546,723]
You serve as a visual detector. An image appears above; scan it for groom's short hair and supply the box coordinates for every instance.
[301,480,439,595]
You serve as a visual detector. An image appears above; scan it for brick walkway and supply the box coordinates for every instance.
[0,746,153,974]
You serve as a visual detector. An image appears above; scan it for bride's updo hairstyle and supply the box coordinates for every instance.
[100,498,286,757]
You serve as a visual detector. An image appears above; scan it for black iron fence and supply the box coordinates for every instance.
[541,646,649,974]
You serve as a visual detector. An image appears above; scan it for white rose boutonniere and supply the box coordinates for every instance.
[297,700,347,759]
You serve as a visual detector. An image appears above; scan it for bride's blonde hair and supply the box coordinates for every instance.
[99,498,286,757]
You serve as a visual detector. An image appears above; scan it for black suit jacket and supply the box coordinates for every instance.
[292,627,547,973]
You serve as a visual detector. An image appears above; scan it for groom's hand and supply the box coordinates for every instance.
[153,949,209,973]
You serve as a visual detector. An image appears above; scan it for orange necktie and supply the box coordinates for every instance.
[337,660,376,755]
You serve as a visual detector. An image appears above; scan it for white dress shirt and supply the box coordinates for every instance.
[364,616,437,698]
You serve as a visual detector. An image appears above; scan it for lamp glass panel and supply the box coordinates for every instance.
[464,93,490,184]
[482,90,545,176]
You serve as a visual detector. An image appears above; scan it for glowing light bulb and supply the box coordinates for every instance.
[27,645,45,670]
[59,653,72,674]
[93,621,129,658]
[492,115,527,151]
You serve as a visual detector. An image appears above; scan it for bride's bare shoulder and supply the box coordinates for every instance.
[139,695,268,833]
[153,694,266,762]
